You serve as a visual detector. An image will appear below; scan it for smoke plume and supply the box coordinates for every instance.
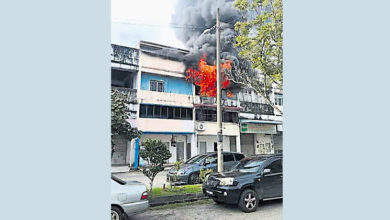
[172,0,242,65]
[171,0,261,94]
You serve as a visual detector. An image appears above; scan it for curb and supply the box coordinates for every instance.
[149,193,208,207]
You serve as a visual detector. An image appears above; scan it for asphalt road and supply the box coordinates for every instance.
[128,199,282,220]
[113,170,170,189]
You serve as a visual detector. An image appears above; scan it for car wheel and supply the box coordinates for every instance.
[238,189,259,213]
[111,206,125,220]
[188,173,199,184]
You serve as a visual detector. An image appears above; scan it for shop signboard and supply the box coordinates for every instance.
[241,123,277,134]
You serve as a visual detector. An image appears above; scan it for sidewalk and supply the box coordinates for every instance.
[111,164,174,174]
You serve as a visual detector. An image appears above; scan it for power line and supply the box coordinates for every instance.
[112,17,239,30]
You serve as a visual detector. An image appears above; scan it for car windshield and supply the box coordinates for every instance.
[185,154,207,164]
[235,158,266,173]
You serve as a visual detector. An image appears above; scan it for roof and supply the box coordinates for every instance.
[250,154,283,160]
[139,41,189,54]
[201,151,244,156]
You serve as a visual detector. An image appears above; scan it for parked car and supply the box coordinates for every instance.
[111,175,149,220]
[167,152,246,185]
[202,154,283,213]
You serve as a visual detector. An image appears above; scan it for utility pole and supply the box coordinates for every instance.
[216,8,223,173]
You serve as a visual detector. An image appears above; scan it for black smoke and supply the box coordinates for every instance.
[172,0,256,93]
[172,0,242,65]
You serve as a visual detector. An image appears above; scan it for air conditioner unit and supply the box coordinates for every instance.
[197,123,205,131]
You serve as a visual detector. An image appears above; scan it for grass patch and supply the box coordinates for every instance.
[150,184,203,197]
[149,199,213,210]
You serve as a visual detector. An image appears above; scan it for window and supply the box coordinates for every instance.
[265,159,282,174]
[206,110,217,121]
[229,136,237,152]
[174,108,181,119]
[180,108,187,119]
[223,153,235,162]
[186,108,192,120]
[196,109,237,123]
[161,106,168,119]
[195,86,201,95]
[275,93,283,106]
[150,80,164,92]
[146,105,153,117]
[168,107,174,119]
[140,105,147,118]
[223,112,238,123]
[234,153,245,161]
[214,142,217,152]
[139,104,193,120]
[205,154,217,164]
[154,105,161,118]
[157,81,164,92]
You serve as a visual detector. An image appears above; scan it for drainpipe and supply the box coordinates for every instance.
[134,138,140,169]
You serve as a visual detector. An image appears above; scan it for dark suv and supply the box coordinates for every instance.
[202,154,283,212]
[167,152,246,184]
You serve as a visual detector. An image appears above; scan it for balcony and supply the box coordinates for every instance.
[194,95,240,112]
[111,44,139,71]
[240,101,274,115]
[111,87,137,103]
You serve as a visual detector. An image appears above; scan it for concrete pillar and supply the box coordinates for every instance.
[191,133,197,157]
[236,134,241,153]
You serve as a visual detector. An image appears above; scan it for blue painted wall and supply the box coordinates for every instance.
[140,72,193,95]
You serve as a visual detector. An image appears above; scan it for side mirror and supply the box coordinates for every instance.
[263,168,271,174]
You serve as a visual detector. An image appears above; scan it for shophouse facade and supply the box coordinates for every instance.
[111,41,283,166]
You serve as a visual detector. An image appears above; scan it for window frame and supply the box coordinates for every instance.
[150,80,164,92]
[264,159,283,174]
[223,153,235,162]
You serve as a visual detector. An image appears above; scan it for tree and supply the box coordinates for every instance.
[111,89,141,159]
[230,0,283,113]
[139,139,172,191]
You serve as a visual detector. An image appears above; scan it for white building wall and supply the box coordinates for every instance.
[139,52,186,77]
[195,121,239,136]
[138,134,195,163]
[138,90,193,107]
[137,118,194,133]
[197,135,237,153]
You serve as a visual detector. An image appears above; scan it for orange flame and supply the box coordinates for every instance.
[186,54,233,97]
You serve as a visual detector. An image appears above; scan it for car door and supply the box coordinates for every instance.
[261,158,283,198]
[222,153,235,171]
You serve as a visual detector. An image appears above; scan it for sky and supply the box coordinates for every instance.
[111,0,187,49]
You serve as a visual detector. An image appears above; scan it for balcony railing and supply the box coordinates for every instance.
[240,101,274,115]
[195,96,238,107]
[111,44,139,66]
[111,87,137,103]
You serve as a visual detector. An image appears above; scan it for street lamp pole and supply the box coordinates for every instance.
[216,7,223,173]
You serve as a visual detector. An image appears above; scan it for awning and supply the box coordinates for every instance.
[240,119,283,125]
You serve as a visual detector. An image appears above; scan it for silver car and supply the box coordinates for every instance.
[111,175,149,220]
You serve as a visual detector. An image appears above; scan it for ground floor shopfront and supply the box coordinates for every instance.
[239,120,283,157]
[111,137,136,166]
[111,133,196,165]
[196,135,240,154]
[139,133,196,164]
